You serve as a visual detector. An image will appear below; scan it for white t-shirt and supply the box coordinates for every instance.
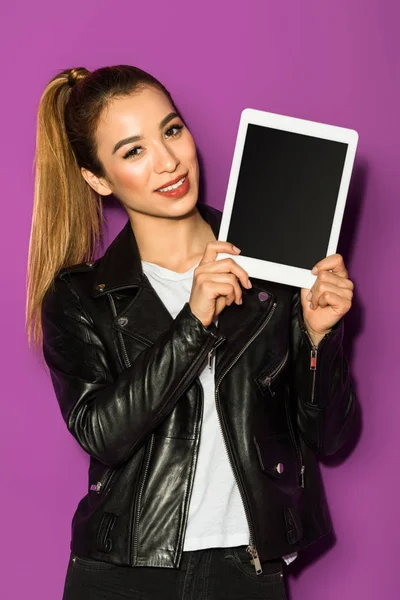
[141,259,297,565]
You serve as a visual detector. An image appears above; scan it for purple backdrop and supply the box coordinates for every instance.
[2,1,398,598]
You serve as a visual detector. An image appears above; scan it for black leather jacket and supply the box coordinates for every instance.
[41,201,357,571]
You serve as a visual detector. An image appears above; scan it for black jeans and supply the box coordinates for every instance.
[62,545,288,599]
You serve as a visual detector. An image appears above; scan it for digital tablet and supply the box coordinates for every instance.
[216,108,359,289]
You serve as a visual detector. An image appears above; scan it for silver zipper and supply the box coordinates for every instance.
[90,467,115,494]
[284,398,305,488]
[215,301,278,575]
[207,336,226,369]
[208,349,214,369]
[263,349,289,397]
[108,295,132,368]
[301,327,327,404]
[133,433,155,562]
[300,465,305,488]
[247,544,263,574]
[301,327,318,403]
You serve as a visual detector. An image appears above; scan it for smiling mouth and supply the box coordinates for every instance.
[155,174,188,193]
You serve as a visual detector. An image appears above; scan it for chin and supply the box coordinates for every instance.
[161,190,199,219]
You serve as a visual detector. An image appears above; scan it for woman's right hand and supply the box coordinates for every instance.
[189,241,252,327]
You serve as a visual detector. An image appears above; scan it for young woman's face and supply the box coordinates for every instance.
[88,85,200,219]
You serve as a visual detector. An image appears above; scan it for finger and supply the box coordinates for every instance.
[205,280,241,304]
[199,240,241,265]
[312,271,354,291]
[215,295,228,314]
[206,273,243,304]
[317,291,352,313]
[312,253,348,279]
[196,257,251,290]
[310,282,353,309]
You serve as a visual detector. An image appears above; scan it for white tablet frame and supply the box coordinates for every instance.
[216,108,359,289]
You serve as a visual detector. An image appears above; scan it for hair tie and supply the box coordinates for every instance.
[67,68,88,88]
[68,71,78,88]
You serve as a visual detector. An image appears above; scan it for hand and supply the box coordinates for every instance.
[189,241,251,327]
[301,253,354,344]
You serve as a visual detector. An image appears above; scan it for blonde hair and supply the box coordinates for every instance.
[26,65,181,353]
[26,67,103,353]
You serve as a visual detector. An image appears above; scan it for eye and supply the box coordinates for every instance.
[164,124,184,138]
[123,145,143,160]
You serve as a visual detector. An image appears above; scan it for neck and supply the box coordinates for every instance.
[128,204,216,273]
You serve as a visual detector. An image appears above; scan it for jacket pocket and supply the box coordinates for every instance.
[254,349,289,398]
[253,434,303,488]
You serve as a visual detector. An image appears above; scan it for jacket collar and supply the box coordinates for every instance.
[93,202,222,297]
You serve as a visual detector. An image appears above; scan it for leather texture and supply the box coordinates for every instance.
[41,201,358,568]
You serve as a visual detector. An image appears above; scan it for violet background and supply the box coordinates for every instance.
[1,1,398,598]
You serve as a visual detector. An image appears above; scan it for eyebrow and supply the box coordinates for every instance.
[112,112,180,155]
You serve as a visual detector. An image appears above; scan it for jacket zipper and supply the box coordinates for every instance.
[214,301,278,575]
[284,399,305,488]
[263,349,289,397]
[208,336,226,369]
[108,295,133,368]
[301,326,330,404]
[90,467,115,494]
[132,433,155,563]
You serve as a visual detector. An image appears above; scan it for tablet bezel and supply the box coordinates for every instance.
[217,108,359,289]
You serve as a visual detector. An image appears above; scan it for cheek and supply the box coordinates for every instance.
[112,159,151,193]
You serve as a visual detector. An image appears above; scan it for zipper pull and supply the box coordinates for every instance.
[207,334,226,369]
[300,465,305,488]
[90,481,102,493]
[264,376,275,397]
[246,545,263,575]
[310,348,317,370]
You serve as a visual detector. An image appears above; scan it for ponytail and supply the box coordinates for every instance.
[26,67,104,352]
[26,63,182,354]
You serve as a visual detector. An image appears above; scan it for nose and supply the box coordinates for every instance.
[153,141,179,174]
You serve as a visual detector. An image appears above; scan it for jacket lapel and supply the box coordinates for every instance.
[93,202,276,373]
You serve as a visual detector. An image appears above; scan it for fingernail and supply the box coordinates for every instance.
[309,302,313,309]
[233,245,241,253]
[247,279,252,288]
[306,291,312,301]
[239,298,243,304]
[312,266,318,274]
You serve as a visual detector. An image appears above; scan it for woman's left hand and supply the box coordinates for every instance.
[301,253,354,342]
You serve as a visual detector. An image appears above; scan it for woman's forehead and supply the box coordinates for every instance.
[99,87,174,133]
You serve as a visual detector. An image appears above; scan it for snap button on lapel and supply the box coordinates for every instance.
[275,463,285,474]
[258,291,269,302]
[117,317,128,327]
[96,283,105,292]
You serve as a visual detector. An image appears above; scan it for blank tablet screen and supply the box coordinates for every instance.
[226,124,349,270]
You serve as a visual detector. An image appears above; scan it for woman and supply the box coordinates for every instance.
[26,65,357,600]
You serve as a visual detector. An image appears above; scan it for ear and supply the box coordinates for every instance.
[81,167,113,196]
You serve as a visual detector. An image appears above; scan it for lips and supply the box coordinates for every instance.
[155,172,188,192]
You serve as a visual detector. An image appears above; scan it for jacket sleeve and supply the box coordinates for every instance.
[290,288,358,456]
[41,275,226,469]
